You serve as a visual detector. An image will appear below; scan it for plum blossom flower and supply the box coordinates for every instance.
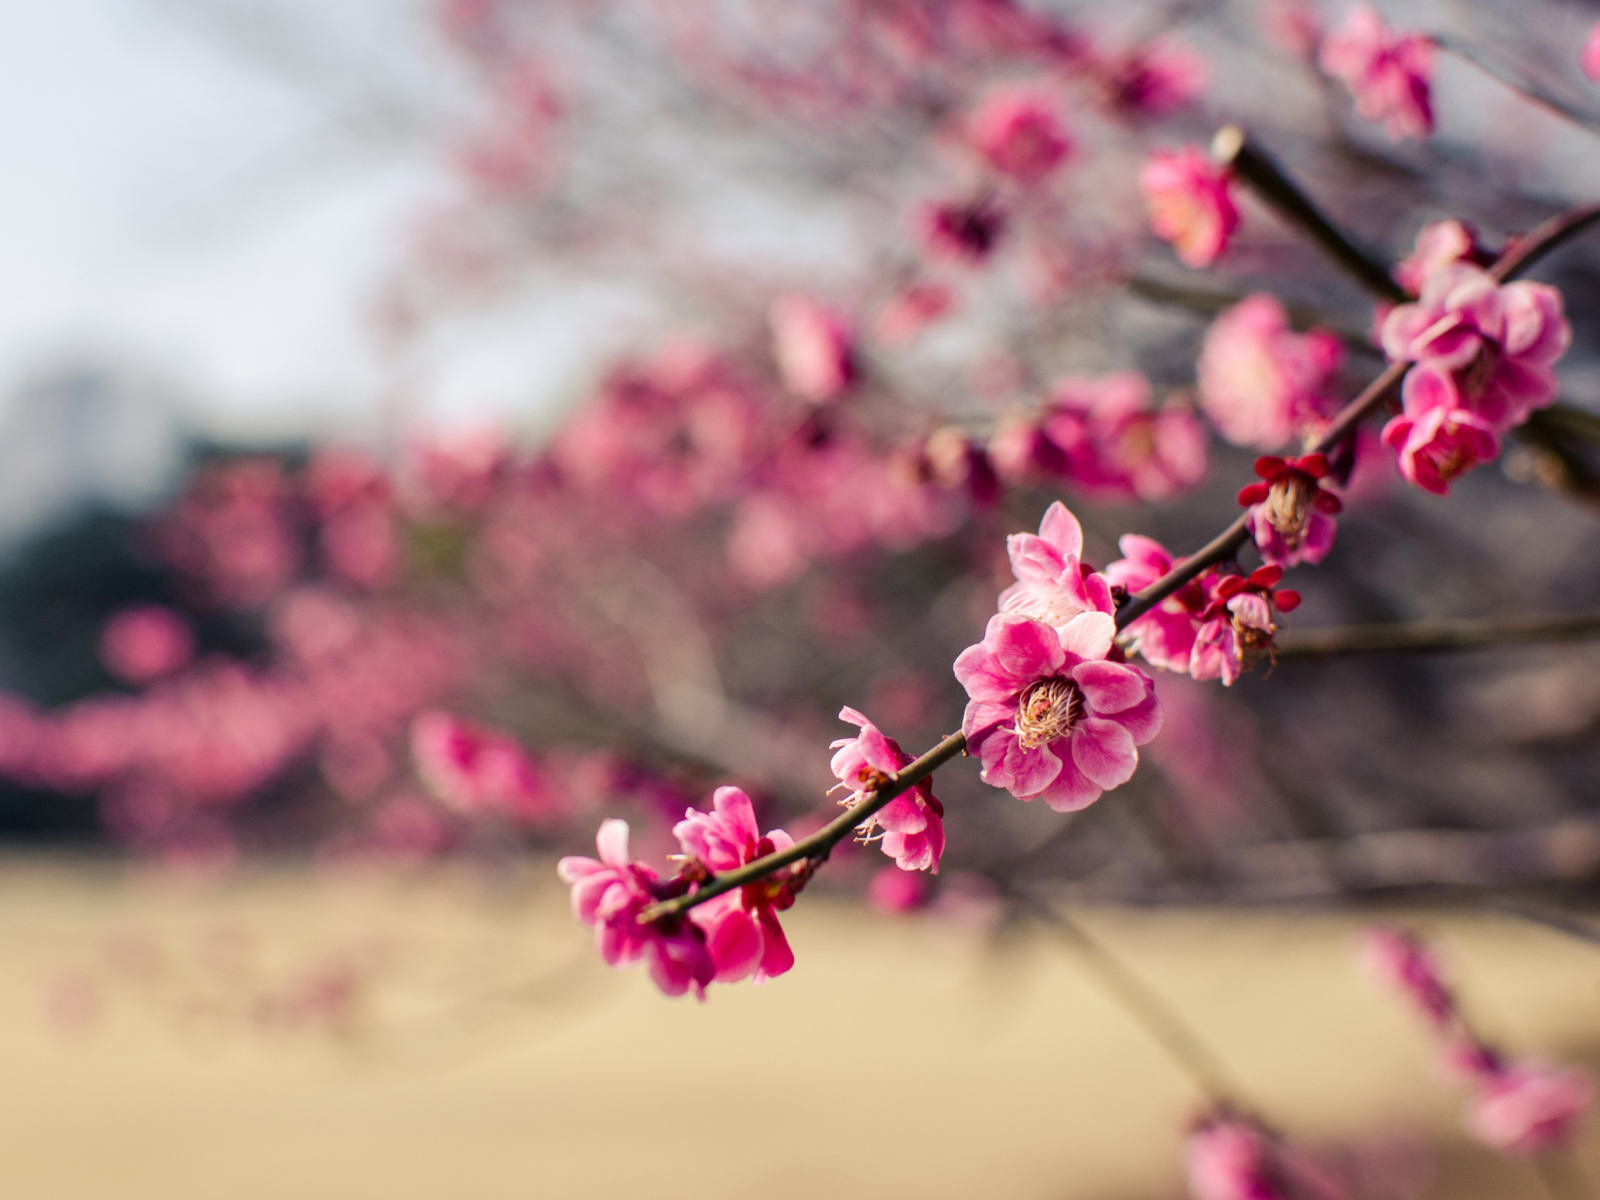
[874,282,956,345]
[1104,535,1205,675]
[1186,1112,1347,1200]
[1380,365,1501,495]
[1238,454,1343,568]
[1190,567,1300,686]
[1319,4,1434,141]
[770,293,855,402]
[1394,219,1494,296]
[673,787,798,984]
[829,707,944,873]
[557,819,716,999]
[1197,295,1345,450]
[1037,373,1209,503]
[916,196,1006,264]
[1140,146,1239,269]
[954,611,1161,812]
[866,865,930,913]
[919,426,1001,508]
[100,607,196,685]
[411,710,555,823]
[1465,1062,1595,1154]
[1380,265,1570,433]
[966,87,1072,183]
[1097,40,1207,117]
[998,501,1115,630]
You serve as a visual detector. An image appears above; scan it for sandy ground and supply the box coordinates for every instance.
[1,856,1597,1200]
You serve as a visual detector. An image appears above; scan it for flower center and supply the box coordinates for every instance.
[1265,473,1315,548]
[1014,676,1084,748]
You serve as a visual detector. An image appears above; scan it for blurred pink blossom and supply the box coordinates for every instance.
[1465,1062,1595,1154]
[1319,4,1434,141]
[1394,219,1494,296]
[1359,925,1456,1028]
[770,293,856,402]
[410,711,556,823]
[1140,147,1239,268]
[1097,40,1207,116]
[1584,22,1600,83]
[100,607,195,686]
[866,865,930,913]
[916,196,1007,264]
[1197,294,1345,450]
[965,86,1072,183]
[1381,366,1501,495]
[1037,372,1210,503]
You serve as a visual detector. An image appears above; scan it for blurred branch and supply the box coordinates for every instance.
[1274,611,1600,660]
[1125,275,1378,350]
[1435,36,1600,141]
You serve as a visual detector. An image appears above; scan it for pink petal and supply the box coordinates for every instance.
[1071,717,1139,789]
[595,818,631,870]
[704,907,762,983]
[1034,755,1103,812]
[953,643,1020,703]
[1037,500,1085,559]
[755,909,794,981]
[962,698,1016,742]
[1111,691,1163,744]
[1073,660,1149,714]
[989,613,1067,679]
[1006,532,1068,584]
[979,729,1063,797]
[1057,611,1115,662]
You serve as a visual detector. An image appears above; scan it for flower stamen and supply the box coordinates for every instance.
[1013,676,1084,748]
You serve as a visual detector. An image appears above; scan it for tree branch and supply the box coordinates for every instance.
[1274,611,1600,660]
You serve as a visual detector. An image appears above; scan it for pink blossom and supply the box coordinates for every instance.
[966,87,1072,183]
[954,611,1161,812]
[1465,1062,1595,1154]
[1097,41,1207,116]
[829,706,944,873]
[1140,147,1240,269]
[1394,219,1493,296]
[1186,1114,1348,1200]
[1261,0,1323,61]
[874,282,956,345]
[557,819,716,999]
[997,501,1116,631]
[1038,373,1209,503]
[1105,535,1205,675]
[916,196,1006,264]
[1584,22,1600,83]
[770,293,855,402]
[867,865,930,914]
[1380,265,1570,432]
[1358,925,1455,1028]
[410,711,555,823]
[1380,366,1501,495]
[673,787,797,984]
[1319,4,1434,141]
[1190,567,1300,686]
[920,427,1001,508]
[100,607,196,685]
[1197,295,1345,450]
[1238,454,1343,568]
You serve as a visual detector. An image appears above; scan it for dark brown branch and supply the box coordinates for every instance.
[1274,611,1600,660]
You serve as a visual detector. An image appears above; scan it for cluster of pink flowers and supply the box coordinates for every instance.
[1361,926,1595,1154]
[1380,264,1571,494]
[1107,540,1301,686]
[830,707,944,873]
[1196,295,1345,451]
[410,711,555,823]
[988,371,1209,503]
[955,504,1161,811]
[1140,146,1239,268]
[1318,4,1434,142]
[964,86,1073,184]
[1186,1111,1347,1200]
[559,788,802,998]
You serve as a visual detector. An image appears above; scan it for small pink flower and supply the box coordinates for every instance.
[557,820,716,999]
[829,706,945,873]
[1380,265,1570,432]
[1583,21,1600,83]
[100,606,196,685]
[875,282,956,345]
[920,427,1002,508]
[954,611,1161,812]
[770,293,855,403]
[1140,146,1240,269]
[1038,373,1209,503]
[411,711,555,823]
[1319,4,1434,141]
[673,787,798,984]
[1394,219,1494,296]
[1238,454,1343,568]
[1104,535,1206,675]
[1197,294,1345,450]
[1190,567,1300,686]
[1380,366,1501,495]
[966,87,1072,183]
[1098,41,1207,117]
[997,501,1116,631]
[1466,1062,1595,1154]
[916,196,1007,264]
[867,865,930,914]
[1358,925,1456,1028]
[1186,1118,1292,1200]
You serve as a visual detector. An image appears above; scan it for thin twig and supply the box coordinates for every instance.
[1212,125,1406,302]
[1013,890,1240,1104]
[1274,611,1600,660]
[1435,36,1600,142]
[637,730,967,922]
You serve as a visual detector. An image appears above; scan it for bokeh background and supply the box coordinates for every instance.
[3,0,1600,1196]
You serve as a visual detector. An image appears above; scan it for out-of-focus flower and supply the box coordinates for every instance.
[874,282,956,345]
[1380,366,1501,495]
[1140,146,1239,268]
[866,865,930,914]
[1261,0,1323,60]
[1583,22,1600,83]
[1359,925,1456,1028]
[1319,4,1434,141]
[921,426,1002,508]
[1197,295,1345,450]
[916,196,1007,264]
[954,611,1161,811]
[829,706,944,873]
[770,294,856,402]
[100,607,196,686]
[1186,1112,1348,1200]
[998,500,1116,629]
[1038,373,1210,503]
[1465,1062,1595,1154]
[673,787,798,984]
[1097,40,1207,116]
[1394,219,1494,296]
[557,819,717,999]
[966,86,1072,183]
[1381,265,1569,433]
[410,711,556,823]
[1238,454,1343,568]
